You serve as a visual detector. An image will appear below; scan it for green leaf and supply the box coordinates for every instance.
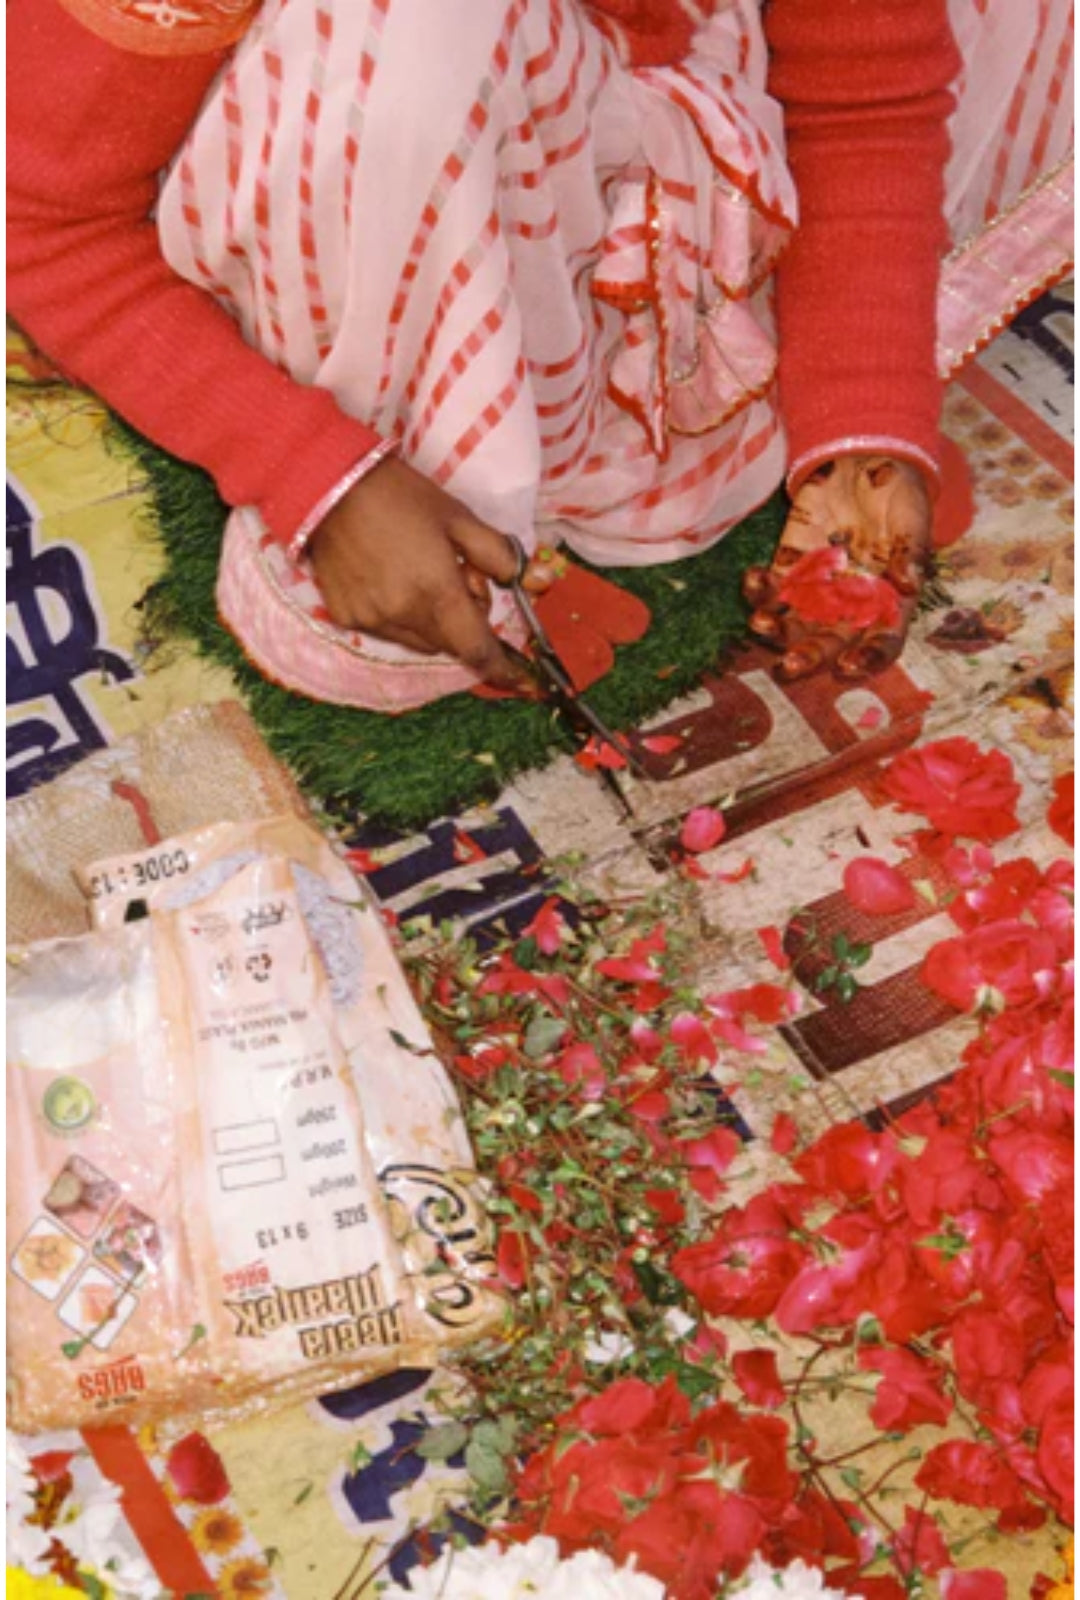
[465,1437,509,1495]
[846,942,873,969]
[293,1482,314,1506]
[523,1015,567,1059]
[631,1256,682,1306]
[835,973,860,1004]
[416,1421,470,1462]
[1049,1069,1074,1088]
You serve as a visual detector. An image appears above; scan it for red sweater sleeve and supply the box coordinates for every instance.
[7,0,383,547]
[766,0,962,489]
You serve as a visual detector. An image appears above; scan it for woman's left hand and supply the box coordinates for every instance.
[742,454,933,681]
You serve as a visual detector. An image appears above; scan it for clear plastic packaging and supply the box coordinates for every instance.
[8,817,500,1435]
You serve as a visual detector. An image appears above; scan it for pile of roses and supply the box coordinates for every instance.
[493,739,1073,1598]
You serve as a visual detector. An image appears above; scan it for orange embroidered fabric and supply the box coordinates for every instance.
[55,0,260,56]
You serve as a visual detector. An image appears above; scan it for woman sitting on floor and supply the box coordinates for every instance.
[7,0,1073,713]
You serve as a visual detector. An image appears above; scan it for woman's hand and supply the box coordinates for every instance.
[308,456,527,689]
[743,454,933,681]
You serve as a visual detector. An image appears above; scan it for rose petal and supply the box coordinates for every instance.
[941,1574,1006,1600]
[680,806,726,854]
[166,1433,230,1505]
[757,926,791,971]
[843,856,917,916]
[770,1112,799,1156]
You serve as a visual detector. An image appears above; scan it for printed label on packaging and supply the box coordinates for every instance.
[166,857,408,1373]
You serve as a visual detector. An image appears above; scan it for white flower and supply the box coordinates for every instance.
[380,1534,666,1599]
[729,1555,861,1600]
[6,1433,50,1576]
[584,1329,636,1366]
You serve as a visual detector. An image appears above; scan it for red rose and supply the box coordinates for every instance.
[613,1481,764,1598]
[573,1373,689,1437]
[921,920,1059,1012]
[915,1440,1033,1518]
[1048,769,1073,843]
[949,1305,1027,1407]
[1030,863,1074,956]
[165,1432,230,1505]
[550,1436,677,1534]
[1036,1390,1074,1518]
[988,1125,1073,1206]
[881,737,1021,842]
[689,1403,797,1504]
[778,546,902,630]
[890,1504,950,1577]
[860,1346,952,1432]
[946,856,1043,932]
[793,1121,901,1201]
[897,1130,987,1229]
[762,1485,860,1570]
[672,1193,806,1319]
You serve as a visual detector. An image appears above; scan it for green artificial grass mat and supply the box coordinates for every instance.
[112,419,784,830]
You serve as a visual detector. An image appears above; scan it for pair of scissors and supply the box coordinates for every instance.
[504,536,647,818]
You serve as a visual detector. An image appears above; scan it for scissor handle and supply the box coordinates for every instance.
[506,533,530,586]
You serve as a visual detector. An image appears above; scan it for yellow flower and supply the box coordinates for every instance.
[218,1556,275,1597]
[1045,1538,1074,1600]
[190,1506,245,1558]
[5,1572,94,1600]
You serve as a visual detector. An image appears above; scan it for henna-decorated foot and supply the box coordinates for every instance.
[744,455,933,683]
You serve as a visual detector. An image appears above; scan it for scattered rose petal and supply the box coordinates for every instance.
[717,858,755,884]
[641,734,682,756]
[680,806,727,854]
[757,925,791,970]
[453,830,488,865]
[770,1112,798,1156]
[857,704,886,730]
[629,1018,664,1062]
[1048,769,1073,844]
[496,1229,529,1290]
[166,1433,230,1505]
[575,735,628,772]
[523,897,570,955]
[890,1504,951,1576]
[669,1010,717,1063]
[731,1348,786,1409]
[843,856,917,916]
[941,1574,1006,1600]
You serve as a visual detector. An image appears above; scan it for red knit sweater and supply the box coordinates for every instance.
[7,0,959,546]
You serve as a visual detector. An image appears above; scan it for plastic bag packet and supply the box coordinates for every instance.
[8,819,500,1435]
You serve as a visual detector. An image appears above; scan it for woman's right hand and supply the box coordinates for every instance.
[308,456,528,690]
